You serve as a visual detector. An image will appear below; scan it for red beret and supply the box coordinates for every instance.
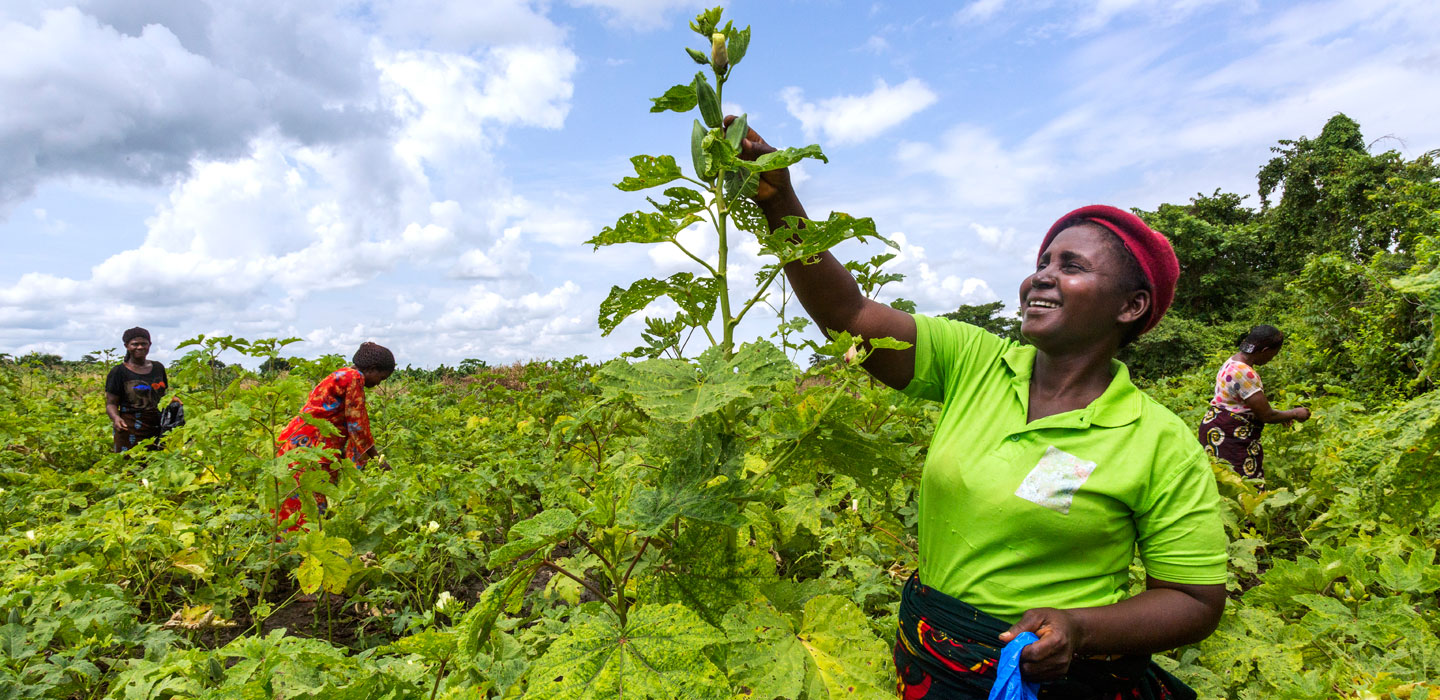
[1038,205,1178,335]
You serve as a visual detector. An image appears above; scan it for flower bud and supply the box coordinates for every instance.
[711,33,728,74]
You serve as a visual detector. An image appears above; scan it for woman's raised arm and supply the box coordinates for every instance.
[731,117,917,389]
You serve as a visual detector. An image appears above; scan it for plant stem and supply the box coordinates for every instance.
[542,560,622,621]
[713,75,734,357]
[430,657,448,700]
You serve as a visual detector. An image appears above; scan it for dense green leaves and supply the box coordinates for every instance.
[487,508,578,567]
[524,605,729,700]
[595,342,790,422]
[720,596,892,700]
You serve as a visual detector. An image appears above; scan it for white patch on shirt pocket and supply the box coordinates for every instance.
[1014,446,1097,515]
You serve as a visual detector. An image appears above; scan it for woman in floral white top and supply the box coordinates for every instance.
[1198,325,1311,478]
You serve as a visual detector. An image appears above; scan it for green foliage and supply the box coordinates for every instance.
[1,17,1438,700]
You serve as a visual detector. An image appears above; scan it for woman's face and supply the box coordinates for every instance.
[1019,224,1148,352]
[363,368,394,388]
[1252,339,1284,365]
[126,337,151,362]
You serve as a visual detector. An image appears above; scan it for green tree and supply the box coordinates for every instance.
[939,301,1019,341]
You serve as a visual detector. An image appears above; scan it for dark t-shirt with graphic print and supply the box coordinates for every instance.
[105,362,169,421]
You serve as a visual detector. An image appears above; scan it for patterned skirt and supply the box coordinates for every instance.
[113,411,163,453]
[894,575,1196,699]
[1198,406,1264,478]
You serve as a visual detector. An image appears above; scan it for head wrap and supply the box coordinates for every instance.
[1038,205,1179,335]
[122,327,150,344]
[353,342,396,372]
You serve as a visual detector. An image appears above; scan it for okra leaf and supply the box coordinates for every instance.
[758,212,890,264]
[458,563,540,659]
[524,604,728,700]
[597,274,718,336]
[628,422,745,536]
[722,596,892,699]
[723,166,757,203]
[382,628,456,663]
[725,26,751,68]
[647,186,706,219]
[749,143,828,173]
[650,83,697,113]
[616,155,684,192]
[595,341,790,423]
[587,211,701,249]
[690,7,723,36]
[294,531,355,595]
[730,197,768,235]
[638,522,774,626]
[487,508,579,568]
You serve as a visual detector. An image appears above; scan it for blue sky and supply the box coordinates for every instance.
[3,0,1438,367]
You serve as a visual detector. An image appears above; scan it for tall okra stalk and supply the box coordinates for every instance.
[589,6,887,359]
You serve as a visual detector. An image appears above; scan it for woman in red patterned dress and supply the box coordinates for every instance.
[274,342,395,529]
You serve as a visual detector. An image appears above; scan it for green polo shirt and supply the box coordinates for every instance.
[901,314,1227,621]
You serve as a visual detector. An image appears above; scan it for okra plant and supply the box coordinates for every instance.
[589,6,892,360]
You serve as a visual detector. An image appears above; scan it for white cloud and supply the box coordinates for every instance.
[0,2,590,366]
[436,280,579,331]
[396,295,424,320]
[0,3,385,209]
[565,0,706,31]
[955,0,1009,24]
[896,126,1052,208]
[781,78,938,147]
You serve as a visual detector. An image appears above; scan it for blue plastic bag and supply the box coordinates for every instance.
[987,631,1040,700]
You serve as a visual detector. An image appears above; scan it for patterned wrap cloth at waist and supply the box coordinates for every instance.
[1198,405,1265,478]
[893,575,1196,700]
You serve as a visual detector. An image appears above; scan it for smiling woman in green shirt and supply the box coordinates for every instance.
[731,118,1227,700]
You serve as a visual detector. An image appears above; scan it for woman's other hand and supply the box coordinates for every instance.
[112,416,128,432]
[1293,406,1312,422]
[999,607,1084,680]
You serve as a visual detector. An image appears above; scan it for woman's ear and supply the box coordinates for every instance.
[1118,289,1152,326]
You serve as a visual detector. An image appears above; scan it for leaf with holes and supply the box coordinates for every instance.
[617,155,685,192]
[487,508,579,568]
[595,341,790,422]
[523,604,729,700]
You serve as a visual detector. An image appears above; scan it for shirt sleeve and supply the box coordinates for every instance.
[105,366,124,396]
[1134,449,1229,585]
[1236,364,1263,400]
[342,371,375,463]
[900,314,1011,403]
[155,363,168,399]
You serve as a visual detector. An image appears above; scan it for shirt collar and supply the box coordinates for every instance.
[1002,344,1142,428]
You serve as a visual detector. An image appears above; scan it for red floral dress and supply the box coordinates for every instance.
[274,367,375,528]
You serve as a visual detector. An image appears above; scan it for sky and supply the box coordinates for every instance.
[2,0,1439,367]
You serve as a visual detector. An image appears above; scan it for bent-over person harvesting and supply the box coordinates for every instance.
[732,116,1227,699]
[273,342,395,530]
[1199,324,1310,479]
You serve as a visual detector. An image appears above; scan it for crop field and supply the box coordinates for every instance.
[4,6,1440,700]
[3,331,1439,699]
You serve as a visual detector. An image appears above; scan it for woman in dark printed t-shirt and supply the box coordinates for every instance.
[104,327,175,452]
